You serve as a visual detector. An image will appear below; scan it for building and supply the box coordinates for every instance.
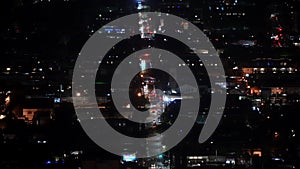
[22,98,54,125]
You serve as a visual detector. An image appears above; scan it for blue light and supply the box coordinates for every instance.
[158,154,163,159]
[46,161,51,165]
[122,154,137,162]
[104,28,113,33]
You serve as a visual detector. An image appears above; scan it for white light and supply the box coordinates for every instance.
[5,96,10,103]
[0,115,6,120]
[163,95,170,102]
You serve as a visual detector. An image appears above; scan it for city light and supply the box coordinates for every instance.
[122,154,137,162]
[0,0,299,168]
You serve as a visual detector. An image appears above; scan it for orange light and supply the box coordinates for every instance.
[274,132,279,138]
[5,96,10,105]
[253,151,262,157]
